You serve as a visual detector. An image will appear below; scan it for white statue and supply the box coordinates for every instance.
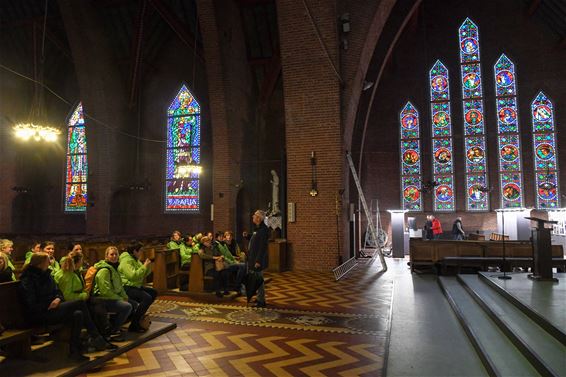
[270,170,280,215]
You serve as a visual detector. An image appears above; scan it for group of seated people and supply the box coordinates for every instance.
[167,230,247,297]
[0,239,156,362]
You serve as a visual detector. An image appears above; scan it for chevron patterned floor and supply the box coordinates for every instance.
[83,257,392,377]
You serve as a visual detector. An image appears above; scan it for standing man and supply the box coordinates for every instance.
[247,210,269,307]
[431,216,443,240]
[452,217,465,240]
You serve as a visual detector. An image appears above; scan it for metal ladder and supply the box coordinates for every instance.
[346,152,387,272]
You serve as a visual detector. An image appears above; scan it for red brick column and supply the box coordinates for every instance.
[277,0,343,271]
[196,0,238,233]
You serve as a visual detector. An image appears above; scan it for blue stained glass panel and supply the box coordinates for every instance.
[166,86,201,212]
[402,176,422,211]
[433,138,453,175]
[431,102,452,137]
[500,172,523,208]
[465,137,486,173]
[463,99,485,135]
[496,97,519,133]
[498,134,521,172]
[68,103,85,126]
[461,63,483,99]
[467,174,489,211]
[535,172,559,209]
[459,18,480,63]
[167,116,199,148]
[165,179,200,211]
[433,175,455,211]
[533,134,557,170]
[494,54,516,97]
[400,102,419,140]
[67,126,87,154]
[401,140,421,175]
[532,92,554,133]
[430,60,450,102]
[65,103,87,213]
[167,85,200,117]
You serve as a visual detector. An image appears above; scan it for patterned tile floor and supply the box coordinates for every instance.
[84,257,392,377]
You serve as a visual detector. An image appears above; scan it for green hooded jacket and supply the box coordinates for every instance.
[118,252,151,288]
[54,269,88,301]
[214,241,236,265]
[167,240,192,266]
[7,256,16,281]
[49,259,61,282]
[93,260,128,300]
[24,251,33,265]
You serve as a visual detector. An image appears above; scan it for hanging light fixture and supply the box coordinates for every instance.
[13,0,61,143]
[174,151,202,178]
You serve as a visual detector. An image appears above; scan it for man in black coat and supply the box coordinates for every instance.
[247,210,269,307]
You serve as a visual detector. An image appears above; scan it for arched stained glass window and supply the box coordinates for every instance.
[494,54,523,208]
[459,18,489,211]
[430,60,455,211]
[64,103,88,212]
[165,85,201,212]
[532,92,560,209]
[400,102,422,211]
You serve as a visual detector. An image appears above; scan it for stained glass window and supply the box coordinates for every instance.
[532,92,560,209]
[430,60,454,211]
[400,102,422,211]
[460,18,489,211]
[494,54,523,208]
[165,85,201,212]
[64,103,88,212]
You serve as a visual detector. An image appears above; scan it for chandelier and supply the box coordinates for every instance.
[14,123,60,142]
[12,0,61,143]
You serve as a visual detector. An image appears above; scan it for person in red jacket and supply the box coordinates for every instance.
[431,216,443,239]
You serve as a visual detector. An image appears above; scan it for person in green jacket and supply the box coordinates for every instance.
[41,241,61,279]
[92,246,133,338]
[0,239,16,281]
[55,250,89,302]
[24,241,41,265]
[167,230,183,251]
[59,243,84,271]
[118,243,156,332]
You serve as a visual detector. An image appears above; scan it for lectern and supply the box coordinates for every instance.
[525,217,559,282]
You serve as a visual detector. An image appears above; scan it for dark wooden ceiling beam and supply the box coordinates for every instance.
[147,0,204,61]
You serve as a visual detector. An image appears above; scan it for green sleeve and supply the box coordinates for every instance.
[179,244,192,266]
[95,269,123,300]
[167,241,180,250]
[7,258,16,281]
[121,259,149,285]
[221,245,235,264]
[57,271,88,301]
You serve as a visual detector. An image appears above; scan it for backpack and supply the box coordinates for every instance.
[83,266,110,295]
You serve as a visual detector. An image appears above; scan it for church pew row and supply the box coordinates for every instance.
[409,239,564,273]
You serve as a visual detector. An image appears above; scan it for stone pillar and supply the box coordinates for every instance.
[276,0,343,271]
[59,1,132,235]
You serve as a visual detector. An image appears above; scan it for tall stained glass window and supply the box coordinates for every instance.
[430,60,455,211]
[459,18,489,211]
[494,54,523,208]
[64,103,88,212]
[532,92,560,209]
[165,85,201,212]
[400,102,422,211]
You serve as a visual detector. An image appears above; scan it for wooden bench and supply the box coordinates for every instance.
[489,232,510,241]
[0,281,32,359]
[410,239,564,273]
[441,256,566,274]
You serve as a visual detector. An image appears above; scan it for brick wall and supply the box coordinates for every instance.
[276,0,343,270]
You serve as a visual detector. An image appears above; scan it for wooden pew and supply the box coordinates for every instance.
[0,281,32,358]
[188,254,214,293]
[152,248,180,292]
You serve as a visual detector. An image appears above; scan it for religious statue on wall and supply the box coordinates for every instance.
[270,169,280,216]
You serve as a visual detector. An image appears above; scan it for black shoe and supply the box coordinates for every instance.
[90,335,109,351]
[234,290,243,297]
[255,301,266,308]
[69,352,90,362]
[105,342,119,350]
[109,331,125,342]
[215,291,223,298]
[223,291,230,296]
